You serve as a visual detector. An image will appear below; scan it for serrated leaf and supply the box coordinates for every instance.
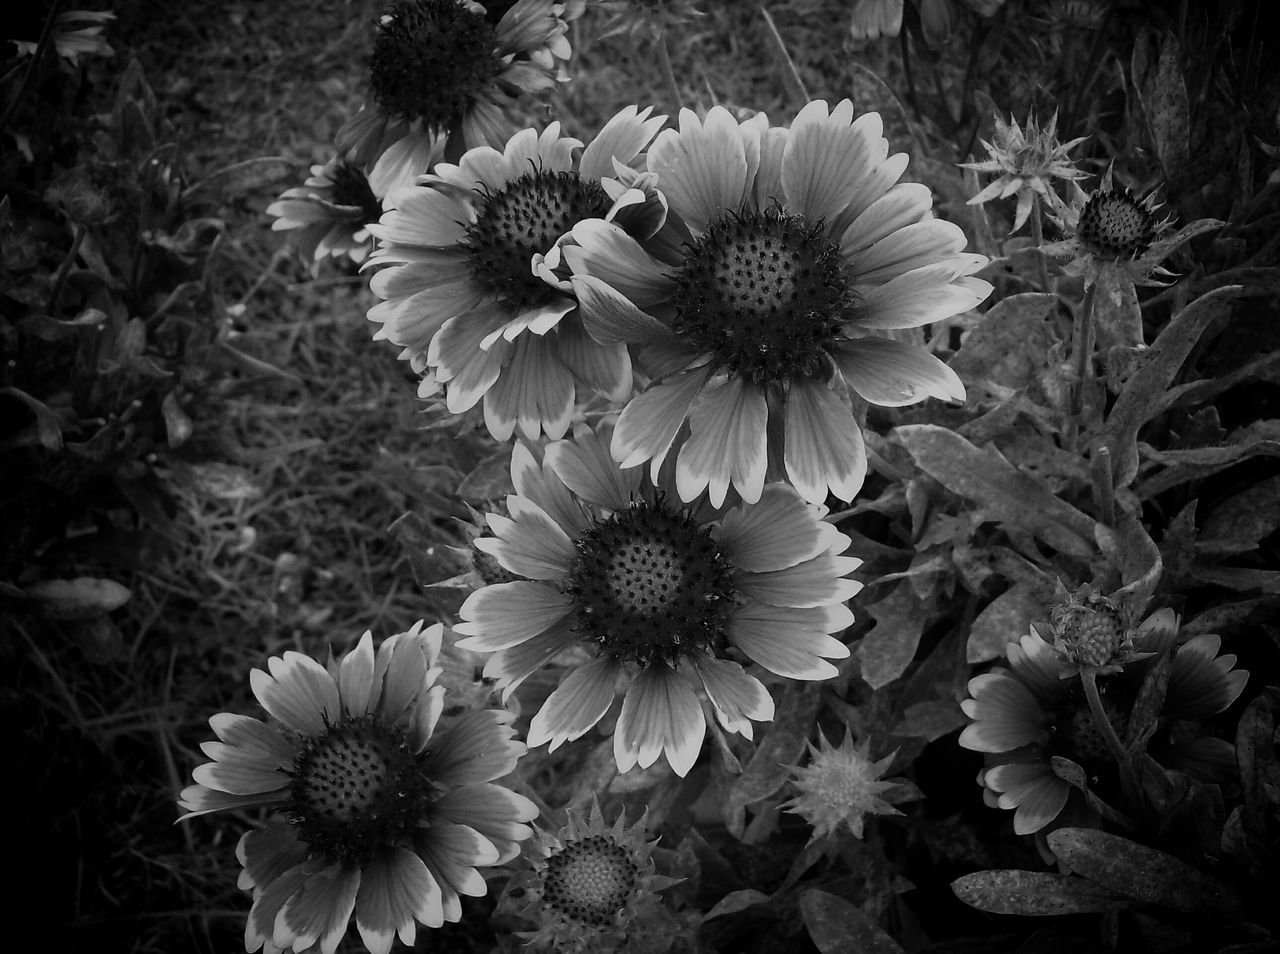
[26,577,132,619]
[1132,29,1190,177]
[951,870,1130,915]
[857,583,928,689]
[1046,827,1241,919]
[966,580,1051,663]
[703,888,771,921]
[801,889,904,954]
[724,682,820,839]
[897,424,1099,558]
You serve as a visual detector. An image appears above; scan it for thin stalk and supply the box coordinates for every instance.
[656,31,683,111]
[898,29,921,121]
[1091,444,1117,526]
[1070,282,1097,416]
[1029,192,1052,294]
[0,0,66,134]
[1081,671,1127,764]
[47,223,86,315]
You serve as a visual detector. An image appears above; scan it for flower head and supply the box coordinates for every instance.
[959,609,1248,834]
[781,730,917,841]
[1047,585,1148,677]
[566,100,990,505]
[267,158,384,272]
[500,800,680,953]
[178,622,538,954]
[961,111,1087,232]
[365,106,667,441]
[337,0,584,188]
[454,419,862,776]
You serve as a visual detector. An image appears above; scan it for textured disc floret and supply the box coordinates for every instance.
[289,716,431,862]
[369,0,504,133]
[1077,187,1157,260]
[565,501,737,668]
[328,160,384,223]
[541,834,639,926]
[464,169,614,309]
[671,208,852,385]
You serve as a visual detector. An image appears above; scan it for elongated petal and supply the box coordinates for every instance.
[431,784,538,863]
[421,709,523,785]
[338,631,377,717]
[455,581,573,651]
[690,654,774,740]
[510,441,590,536]
[958,673,1046,752]
[528,655,621,750]
[193,760,288,796]
[648,106,749,233]
[715,484,841,572]
[251,652,340,737]
[484,616,581,703]
[736,551,863,608]
[475,495,577,580]
[546,423,643,510]
[783,378,868,503]
[850,265,990,330]
[356,848,443,954]
[580,105,666,181]
[728,603,851,679]
[278,864,361,954]
[984,761,1071,835]
[613,366,710,476]
[207,712,295,768]
[782,100,872,226]
[833,337,965,407]
[677,375,768,506]
[613,665,706,776]
[565,220,675,309]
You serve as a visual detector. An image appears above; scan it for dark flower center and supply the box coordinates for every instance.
[328,161,384,224]
[369,0,504,133]
[542,834,638,926]
[1078,188,1156,260]
[463,169,613,311]
[566,501,736,668]
[289,716,433,863]
[671,209,852,386]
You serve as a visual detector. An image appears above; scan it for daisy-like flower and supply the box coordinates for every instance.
[1046,584,1152,678]
[365,106,667,441]
[178,622,538,954]
[499,800,680,953]
[454,420,862,776]
[848,0,1004,45]
[12,10,115,67]
[781,730,919,842]
[959,609,1248,834]
[1042,166,1222,288]
[337,0,584,185]
[961,111,1087,233]
[564,100,991,505]
[267,158,385,273]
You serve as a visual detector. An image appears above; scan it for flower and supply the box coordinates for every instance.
[365,106,667,441]
[337,0,584,187]
[1042,165,1222,288]
[178,622,538,954]
[267,158,384,273]
[961,111,1087,232]
[12,10,115,67]
[959,609,1248,835]
[1047,585,1150,677]
[453,420,862,776]
[848,0,1004,46]
[499,800,681,953]
[781,730,919,841]
[565,100,991,505]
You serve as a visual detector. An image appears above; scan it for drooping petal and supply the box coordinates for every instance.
[735,551,863,608]
[237,823,309,893]
[833,336,965,407]
[677,374,768,506]
[689,654,775,740]
[613,365,711,477]
[277,863,361,954]
[483,616,581,703]
[431,783,539,863]
[613,665,707,777]
[728,603,851,679]
[984,761,1071,835]
[783,378,868,503]
[528,655,622,750]
[564,219,676,308]
[355,848,443,954]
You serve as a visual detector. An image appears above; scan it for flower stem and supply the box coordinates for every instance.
[1081,670,1127,763]
[1029,193,1052,294]
[47,223,86,315]
[1070,282,1097,416]
[655,31,683,111]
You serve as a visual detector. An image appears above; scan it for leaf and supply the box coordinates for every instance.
[703,889,772,921]
[966,581,1051,664]
[1093,510,1162,607]
[161,392,193,447]
[1132,29,1190,177]
[950,293,1058,398]
[890,699,967,742]
[1093,271,1142,351]
[1139,421,1280,496]
[857,583,927,689]
[455,447,514,502]
[800,889,904,954]
[1046,827,1242,919]
[897,424,1099,558]
[25,578,132,619]
[951,870,1130,916]
[724,682,821,839]
[0,386,64,450]
[1198,475,1280,554]
[182,157,296,203]
[1184,566,1280,594]
[1234,689,1280,871]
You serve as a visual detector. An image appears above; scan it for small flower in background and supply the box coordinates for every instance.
[365,106,666,442]
[961,111,1087,232]
[12,10,115,67]
[567,100,990,505]
[337,0,584,187]
[1047,585,1150,678]
[454,420,862,777]
[267,157,384,273]
[848,0,1004,46]
[178,622,537,954]
[781,730,920,841]
[1042,165,1221,288]
[596,0,705,40]
[499,800,681,953]
[959,609,1248,834]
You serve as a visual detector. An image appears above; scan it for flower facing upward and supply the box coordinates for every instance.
[565,101,991,505]
[781,731,918,842]
[961,111,1087,232]
[337,0,584,187]
[178,623,537,954]
[453,420,862,776]
[500,801,680,953]
[365,107,667,441]
[267,158,384,273]
[959,610,1248,834]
